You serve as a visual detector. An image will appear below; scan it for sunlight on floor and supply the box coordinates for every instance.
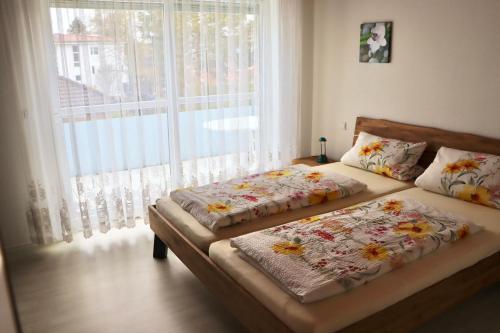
[42,222,153,256]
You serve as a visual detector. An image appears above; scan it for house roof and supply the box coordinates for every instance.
[58,76,116,108]
[53,33,114,43]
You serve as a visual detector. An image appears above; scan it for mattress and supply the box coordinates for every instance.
[209,187,500,333]
[156,163,413,253]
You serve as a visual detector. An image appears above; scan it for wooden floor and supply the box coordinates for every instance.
[5,224,500,333]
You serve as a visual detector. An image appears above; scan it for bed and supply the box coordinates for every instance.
[149,117,500,332]
[210,187,500,332]
[152,162,413,253]
[150,117,424,256]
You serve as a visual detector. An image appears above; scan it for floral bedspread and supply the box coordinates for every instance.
[230,196,481,303]
[170,165,366,231]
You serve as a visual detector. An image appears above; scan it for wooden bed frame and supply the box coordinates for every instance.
[149,116,500,332]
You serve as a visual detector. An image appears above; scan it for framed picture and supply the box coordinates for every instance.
[359,22,392,63]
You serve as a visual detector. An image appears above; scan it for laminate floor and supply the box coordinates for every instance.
[5,224,500,333]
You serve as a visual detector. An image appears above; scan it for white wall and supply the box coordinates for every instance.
[311,0,500,160]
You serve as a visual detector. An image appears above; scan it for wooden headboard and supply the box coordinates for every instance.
[353,117,500,168]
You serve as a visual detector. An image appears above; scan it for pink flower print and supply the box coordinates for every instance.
[241,195,258,202]
[313,229,335,241]
[312,258,328,270]
[402,212,423,219]
[474,154,487,162]
[320,180,339,189]
[489,185,500,200]
[289,191,305,200]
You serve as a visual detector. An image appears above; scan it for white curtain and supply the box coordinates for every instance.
[0,0,73,244]
[0,0,303,244]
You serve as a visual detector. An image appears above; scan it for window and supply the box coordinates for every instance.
[50,0,259,175]
[173,9,257,112]
[51,1,256,113]
[72,45,80,67]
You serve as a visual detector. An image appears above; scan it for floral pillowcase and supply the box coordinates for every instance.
[415,147,500,209]
[340,131,427,181]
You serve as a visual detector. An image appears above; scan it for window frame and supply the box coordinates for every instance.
[51,0,259,121]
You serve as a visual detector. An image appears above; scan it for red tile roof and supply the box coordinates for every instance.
[53,33,113,43]
[58,76,116,108]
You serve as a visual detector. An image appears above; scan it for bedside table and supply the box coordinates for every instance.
[292,156,335,167]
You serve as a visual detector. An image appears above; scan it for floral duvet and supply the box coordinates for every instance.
[170,165,367,231]
[230,196,481,303]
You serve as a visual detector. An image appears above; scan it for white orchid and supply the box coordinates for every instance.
[367,23,387,56]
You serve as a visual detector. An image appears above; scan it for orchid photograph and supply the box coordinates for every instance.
[360,22,392,63]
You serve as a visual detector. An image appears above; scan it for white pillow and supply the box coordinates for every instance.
[415,147,500,209]
[341,131,427,181]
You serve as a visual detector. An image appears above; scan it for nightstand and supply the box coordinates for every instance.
[291,156,335,167]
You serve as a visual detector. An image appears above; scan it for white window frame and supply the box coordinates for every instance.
[51,0,259,121]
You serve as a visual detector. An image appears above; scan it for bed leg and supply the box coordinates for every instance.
[153,234,167,259]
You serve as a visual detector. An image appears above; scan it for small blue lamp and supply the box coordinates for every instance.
[317,137,328,163]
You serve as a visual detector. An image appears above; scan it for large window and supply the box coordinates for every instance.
[51,1,257,112]
[50,0,259,177]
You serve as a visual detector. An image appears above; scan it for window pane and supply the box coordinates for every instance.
[51,3,166,115]
[174,5,257,112]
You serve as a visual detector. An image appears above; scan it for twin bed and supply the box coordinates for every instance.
[153,162,413,253]
[149,117,500,333]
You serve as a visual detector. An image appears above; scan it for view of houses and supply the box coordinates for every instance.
[54,32,128,103]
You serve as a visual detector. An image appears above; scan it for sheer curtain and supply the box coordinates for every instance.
[1,0,303,244]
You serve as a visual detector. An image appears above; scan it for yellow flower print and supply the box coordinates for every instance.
[443,162,462,174]
[374,165,393,178]
[305,172,324,183]
[361,243,389,261]
[233,182,252,190]
[382,199,403,214]
[458,185,492,206]
[207,202,232,213]
[299,216,321,224]
[393,220,433,239]
[457,224,470,239]
[308,189,327,205]
[265,170,292,178]
[457,159,480,171]
[359,145,373,156]
[443,159,480,174]
[272,241,304,255]
[326,190,341,201]
[369,141,384,152]
[308,189,341,205]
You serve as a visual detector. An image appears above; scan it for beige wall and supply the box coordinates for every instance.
[311,0,500,160]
